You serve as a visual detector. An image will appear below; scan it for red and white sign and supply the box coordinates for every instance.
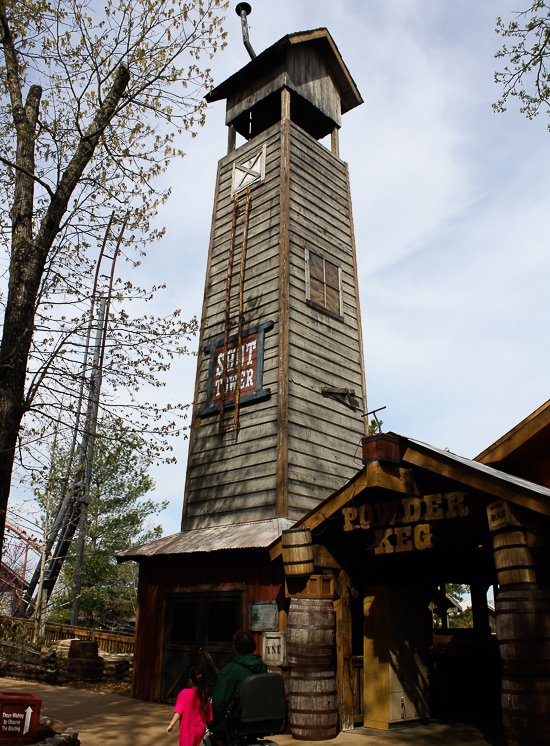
[0,692,41,742]
[211,331,259,404]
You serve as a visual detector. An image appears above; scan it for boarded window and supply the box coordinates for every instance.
[232,144,266,194]
[306,249,343,319]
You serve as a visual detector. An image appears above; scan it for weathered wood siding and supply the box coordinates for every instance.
[132,550,283,701]
[183,119,366,529]
[183,125,283,529]
[286,122,366,517]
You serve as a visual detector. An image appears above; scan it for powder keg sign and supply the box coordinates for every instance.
[200,320,273,416]
[341,492,470,555]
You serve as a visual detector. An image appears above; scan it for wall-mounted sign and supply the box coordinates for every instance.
[262,631,287,666]
[200,321,273,416]
[249,600,278,631]
[342,492,470,555]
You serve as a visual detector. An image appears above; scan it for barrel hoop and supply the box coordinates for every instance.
[283,541,313,549]
[284,560,314,567]
[494,542,529,549]
[496,564,536,573]
[289,709,338,717]
[289,690,336,697]
[288,623,335,630]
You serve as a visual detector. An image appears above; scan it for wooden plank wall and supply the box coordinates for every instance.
[132,550,284,701]
[286,122,366,517]
[184,125,283,528]
[184,118,367,529]
[289,46,341,126]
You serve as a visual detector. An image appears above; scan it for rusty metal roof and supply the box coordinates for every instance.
[116,517,295,562]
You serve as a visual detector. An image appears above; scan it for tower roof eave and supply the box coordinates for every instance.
[206,28,363,115]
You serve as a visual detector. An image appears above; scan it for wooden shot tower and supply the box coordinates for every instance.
[182,26,367,531]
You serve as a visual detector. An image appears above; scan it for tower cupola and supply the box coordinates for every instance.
[206,28,363,144]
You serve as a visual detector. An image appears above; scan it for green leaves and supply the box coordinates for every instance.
[39,420,167,630]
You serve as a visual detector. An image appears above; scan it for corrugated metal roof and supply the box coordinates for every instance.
[405,435,550,502]
[116,518,296,562]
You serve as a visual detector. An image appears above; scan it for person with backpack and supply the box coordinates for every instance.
[210,630,267,744]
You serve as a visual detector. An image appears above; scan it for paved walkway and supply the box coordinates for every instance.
[0,679,504,746]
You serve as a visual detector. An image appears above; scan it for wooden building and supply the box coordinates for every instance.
[477,397,550,489]
[119,17,550,744]
[118,27,369,703]
[182,27,367,531]
[270,431,550,735]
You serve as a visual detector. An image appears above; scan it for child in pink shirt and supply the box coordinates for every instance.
[167,667,212,746]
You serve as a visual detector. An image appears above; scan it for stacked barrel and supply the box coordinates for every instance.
[489,501,550,746]
[282,528,338,741]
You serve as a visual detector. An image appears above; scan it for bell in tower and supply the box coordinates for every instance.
[182,16,367,530]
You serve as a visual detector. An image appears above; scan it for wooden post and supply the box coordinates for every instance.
[281,87,291,121]
[227,124,236,154]
[334,569,354,730]
[331,126,340,157]
[276,89,291,518]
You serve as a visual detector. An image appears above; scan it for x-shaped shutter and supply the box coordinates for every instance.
[232,144,266,194]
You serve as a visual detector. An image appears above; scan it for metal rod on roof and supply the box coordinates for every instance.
[236,3,256,60]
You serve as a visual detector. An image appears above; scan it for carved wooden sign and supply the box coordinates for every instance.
[200,320,273,416]
[342,492,470,555]
[211,331,259,405]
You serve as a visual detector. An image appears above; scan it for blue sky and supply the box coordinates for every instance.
[127,1,550,536]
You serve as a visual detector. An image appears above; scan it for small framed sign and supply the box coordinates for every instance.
[249,600,278,631]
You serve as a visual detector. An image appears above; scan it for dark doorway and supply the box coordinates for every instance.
[161,590,245,702]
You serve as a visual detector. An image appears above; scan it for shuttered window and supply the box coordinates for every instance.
[305,248,343,319]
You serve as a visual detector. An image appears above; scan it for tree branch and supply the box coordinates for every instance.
[0,154,55,199]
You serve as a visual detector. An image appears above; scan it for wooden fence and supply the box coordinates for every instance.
[0,616,135,655]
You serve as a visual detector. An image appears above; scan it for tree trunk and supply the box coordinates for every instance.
[0,7,130,560]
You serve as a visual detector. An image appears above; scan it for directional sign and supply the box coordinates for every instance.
[0,693,41,743]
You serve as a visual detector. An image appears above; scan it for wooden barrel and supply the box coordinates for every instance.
[493,531,536,585]
[502,675,550,746]
[496,584,550,675]
[68,640,99,659]
[282,527,314,577]
[287,598,335,670]
[288,669,338,741]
